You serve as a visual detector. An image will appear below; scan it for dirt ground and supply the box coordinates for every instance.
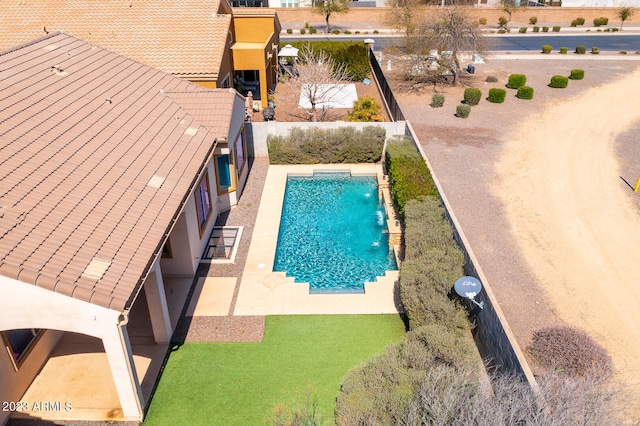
[391,54,640,410]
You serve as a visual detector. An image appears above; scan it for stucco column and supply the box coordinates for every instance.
[102,323,144,420]
[144,261,172,344]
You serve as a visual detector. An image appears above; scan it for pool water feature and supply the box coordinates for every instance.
[273,172,397,293]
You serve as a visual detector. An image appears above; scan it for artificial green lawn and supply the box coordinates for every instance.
[143,315,405,425]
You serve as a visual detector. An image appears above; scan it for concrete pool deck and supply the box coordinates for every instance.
[232,163,402,315]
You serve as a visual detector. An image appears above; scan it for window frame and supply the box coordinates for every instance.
[194,170,213,238]
[234,129,247,177]
[2,329,43,371]
[214,153,236,195]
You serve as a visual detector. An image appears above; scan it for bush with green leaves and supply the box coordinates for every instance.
[347,95,382,122]
[385,138,438,221]
[507,73,527,89]
[549,75,569,88]
[560,47,568,54]
[533,26,540,32]
[431,93,445,108]
[488,88,507,103]
[282,41,370,81]
[456,104,471,118]
[309,26,317,34]
[593,16,609,26]
[463,88,482,106]
[575,17,585,25]
[542,26,549,32]
[569,69,584,80]
[591,46,600,54]
[519,27,528,33]
[552,25,561,32]
[286,28,292,34]
[516,86,534,99]
[498,16,508,27]
[529,16,538,24]
[479,17,487,25]
[528,326,613,379]
[267,126,386,164]
[575,45,587,54]
[542,45,552,54]
[331,29,340,35]
[300,28,306,35]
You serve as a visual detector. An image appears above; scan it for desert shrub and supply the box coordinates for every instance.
[519,27,528,33]
[542,26,549,32]
[560,46,568,54]
[533,26,540,32]
[269,391,324,426]
[488,88,507,103]
[528,325,613,378]
[355,30,360,34]
[456,104,471,118]
[267,126,386,164]
[593,16,609,26]
[479,17,487,25]
[463,88,482,106]
[569,69,584,79]
[300,28,306,35]
[486,75,499,83]
[612,27,619,32]
[343,30,351,34]
[373,29,379,34]
[542,45,552,54]
[620,50,628,54]
[604,28,611,32]
[549,75,569,88]
[385,138,437,221]
[284,41,370,81]
[348,95,382,122]
[498,16,508,27]
[507,73,527,89]
[575,17,585,25]
[570,19,578,27]
[331,29,340,34]
[497,29,507,34]
[309,26,317,34]
[431,93,445,108]
[516,86,534,99]
[575,45,587,54]
[286,28,292,34]
[552,25,561,32]
[529,16,538,24]
[591,46,600,54]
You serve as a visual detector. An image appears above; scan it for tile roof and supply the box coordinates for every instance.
[0,32,237,312]
[165,91,241,140]
[0,0,232,78]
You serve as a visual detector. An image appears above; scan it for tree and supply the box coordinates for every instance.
[618,6,635,30]
[498,0,519,25]
[275,46,351,122]
[314,0,349,34]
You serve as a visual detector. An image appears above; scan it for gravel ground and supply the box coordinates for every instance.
[392,56,640,360]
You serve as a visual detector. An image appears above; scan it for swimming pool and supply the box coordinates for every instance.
[273,172,397,293]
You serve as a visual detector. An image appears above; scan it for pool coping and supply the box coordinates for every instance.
[232,164,403,315]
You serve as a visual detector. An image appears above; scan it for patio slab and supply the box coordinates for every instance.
[186,277,237,316]
[233,164,402,315]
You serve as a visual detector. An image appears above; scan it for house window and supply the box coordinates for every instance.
[214,154,236,195]
[282,0,298,6]
[2,329,42,369]
[194,171,213,236]
[235,132,246,176]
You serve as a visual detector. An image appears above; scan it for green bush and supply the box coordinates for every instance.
[331,29,340,34]
[507,73,527,89]
[385,138,438,221]
[267,126,386,164]
[355,30,360,34]
[542,26,549,32]
[533,26,540,32]
[497,29,507,34]
[575,17,585,25]
[552,25,561,32]
[620,50,628,54]
[373,29,379,34]
[488,88,507,103]
[516,86,534,99]
[309,26,317,34]
[528,326,613,379]
[431,93,445,108]
[569,69,584,79]
[498,16,508,27]
[612,27,619,32]
[519,27,528,33]
[593,16,609,26]
[591,46,600,54]
[284,41,370,81]
[456,104,471,118]
[575,45,587,54]
[463,88,482,106]
[542,45,552,54]
[300,28,306,35]
[348,95,383,122]
[286,28,292,34]
[343,30,351,34]
[479,17,487,25]
[529,16,538,24]
[603,28,611,32]
[560,47,568,54]
[549,75,569,88]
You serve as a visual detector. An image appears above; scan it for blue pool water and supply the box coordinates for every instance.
[273,172,397,293]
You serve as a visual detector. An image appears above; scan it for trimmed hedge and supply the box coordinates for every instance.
[431,93,445,108]
[488,88,507,103]
[549,75,569,88]
[542,26,549,32]
[575,45,587,54]
[456,104,471,118]
[542,45,552,54]
[593,17,609,27]
[267,126,385,164]
[519,27,528,33]
[385,138,438,221]
[533,26,540,32]
[516,86,534,99]
[591,46,600,54]
[552,25,561,32]
[560,47,568,54]
[569,69,584,80]
[282,41,370,81]
[463,88,482,106]
[507,73,527,89]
